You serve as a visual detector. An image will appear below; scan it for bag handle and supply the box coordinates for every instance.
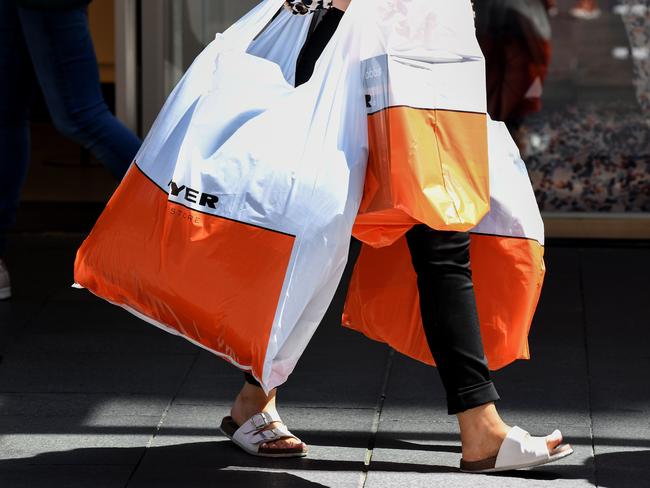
[219,0,288,53]
[299,0,373,89]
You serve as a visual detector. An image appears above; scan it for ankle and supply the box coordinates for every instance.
[457,403,510,459]
[458,403,505,429]
[232,385,277,421]
[239,383,275,403]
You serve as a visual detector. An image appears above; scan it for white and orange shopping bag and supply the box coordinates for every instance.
[345,119,545,369]
[74,0,543,392]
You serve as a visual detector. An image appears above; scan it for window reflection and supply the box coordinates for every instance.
[163,0,260,94]
[162,1,649,214]
[476,0,650,213]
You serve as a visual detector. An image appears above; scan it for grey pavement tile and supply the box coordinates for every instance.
[374,354,447,416]
[279,354,389,409]
[493,343,588,379]
[0,465,133,488]
[491,359,591,428]
[0,393,169,418]
[0,415,160,465]
[528,249,585,347]
[25,299,167,335]
[526,314,585,351]
[15,297,197,355]
[128,468,336,488]
[149,403,228,447]
[588,370,650,410]
[376,253,596,488]
[367,422,594,488]
[273,352,388,408]
[270,320,390,409]
[9,329,196,356]
[537,247,582,297]
[381,352,591,427]
[9,301,198,355]
[585,322,650,353]
[543,247,582,271]
[175,327,391,408]
[51,285,114,303]
[493,406,591,433]
[0,298,43,335]
[4,235,83,301]
[283,283,391,408]
[592,408,650,450]
[580,248,650,338]
[380,401,589,438]
[579,247,650,434]
[364,470,594,488]
[373,413,461,469]
[380,245,590,426]
[152,403,375,452]
[592,447,650,488]
[129,404,374,488]
[0,351,196,394]
[172,351,257,406]
[1,236,645,488]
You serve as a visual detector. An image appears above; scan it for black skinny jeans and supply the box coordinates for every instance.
[245,8,499,414]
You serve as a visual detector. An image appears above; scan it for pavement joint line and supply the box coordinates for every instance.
[578,249,598,488]
[123,352,201,487]
[358,348,395,488]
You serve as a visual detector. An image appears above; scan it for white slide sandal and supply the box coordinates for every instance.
[460,426,574,473]
[220,411,308,458]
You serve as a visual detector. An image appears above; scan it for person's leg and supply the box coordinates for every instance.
[405,226,563,461]
[405,227,499,414]
[0,0,34,260]
[231,373,281,431]
[17,6,141,180]
[230,7,347,452]
[231,238,363,451]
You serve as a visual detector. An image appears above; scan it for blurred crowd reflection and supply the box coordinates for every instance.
[475,0,650,213]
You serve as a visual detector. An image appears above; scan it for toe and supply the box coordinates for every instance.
[546,429,563,451]
[261,438,305,451]
[257,421,307,452]
[261,440,285,450]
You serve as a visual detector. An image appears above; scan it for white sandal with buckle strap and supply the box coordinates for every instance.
[220,412,308,458]
[460,426,574,473]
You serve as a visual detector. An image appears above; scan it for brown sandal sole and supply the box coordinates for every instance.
[220,416,308,458]
[460,443,574,473]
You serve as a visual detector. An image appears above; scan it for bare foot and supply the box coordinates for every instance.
[230,382,307,452]
[458,403,563,462]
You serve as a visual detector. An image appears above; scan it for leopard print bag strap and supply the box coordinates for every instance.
[284,0,334,15]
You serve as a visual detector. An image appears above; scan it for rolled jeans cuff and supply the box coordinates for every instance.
[447,380,500,415]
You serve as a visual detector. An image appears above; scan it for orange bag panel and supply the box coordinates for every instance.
[74,165,295,380]
[354,107,490,248]
[343,234,545,370]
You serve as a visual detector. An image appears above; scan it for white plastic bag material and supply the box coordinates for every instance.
[343,118,546,371]
[75,0,488,392]
[473,119,545,245]
[76,0,370,392]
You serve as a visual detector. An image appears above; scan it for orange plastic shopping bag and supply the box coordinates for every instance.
[74,0,371,392]
[354,47,491,248]
[345,119,545,370]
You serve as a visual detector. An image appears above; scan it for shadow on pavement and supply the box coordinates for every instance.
[1,441,646,487]
[590,450,650,488]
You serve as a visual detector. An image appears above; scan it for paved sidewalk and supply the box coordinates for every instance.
[0,234,648,487]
